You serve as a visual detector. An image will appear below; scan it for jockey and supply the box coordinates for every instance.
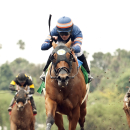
[8,72,37,114]
[40,16,93,83]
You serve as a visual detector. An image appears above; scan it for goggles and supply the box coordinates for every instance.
[59,32,70,36]
[17,79,26,84]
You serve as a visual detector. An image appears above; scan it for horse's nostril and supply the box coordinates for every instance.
[58,76,69,82]
[58,76,61,80]
[66,76,69,80]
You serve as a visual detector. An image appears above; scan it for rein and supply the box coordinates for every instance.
[16,99,28,109]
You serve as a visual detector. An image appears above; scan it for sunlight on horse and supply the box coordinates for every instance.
[44,39,89,130]
[123,94,130,128]
[10,87,35,130]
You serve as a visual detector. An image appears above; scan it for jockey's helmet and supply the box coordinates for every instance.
[56,16,73,33]
[17,73,27,83]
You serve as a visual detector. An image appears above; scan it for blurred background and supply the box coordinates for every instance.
[0,0,130,129]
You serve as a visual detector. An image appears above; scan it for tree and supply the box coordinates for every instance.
[91,52,112,70]
[0,63,14,90]
[17,40,25,50]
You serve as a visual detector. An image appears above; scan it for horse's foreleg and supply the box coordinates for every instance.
[69,105,80,130]
[123,96,130,128]
[45,97,57,130]
[123,106,130,128]
[10,121,17,130]
[55,113,65,130]
[79,101,87,130]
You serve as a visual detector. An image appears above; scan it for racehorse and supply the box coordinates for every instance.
[9,87,35,130]
[44,39,89,130]
[123,94,130,128]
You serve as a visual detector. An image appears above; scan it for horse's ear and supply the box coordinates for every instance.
[65,39,72,48]
[52,41,57,49]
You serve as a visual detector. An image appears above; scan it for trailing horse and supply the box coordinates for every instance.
[9,88,35,130]
[44,40,89,130]
[123,94,130,128]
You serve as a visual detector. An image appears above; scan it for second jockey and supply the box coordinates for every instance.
[8,72,37,114]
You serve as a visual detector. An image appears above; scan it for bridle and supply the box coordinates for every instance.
[49,44,79,80]
[15,89,29,111]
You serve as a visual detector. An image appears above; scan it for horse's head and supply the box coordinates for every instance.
[15,89,28,111]
[50,39,77,87]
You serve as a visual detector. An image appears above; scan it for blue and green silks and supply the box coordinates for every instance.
[37,81,45,94]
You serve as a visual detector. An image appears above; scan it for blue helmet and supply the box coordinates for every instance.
[56,16,73,33]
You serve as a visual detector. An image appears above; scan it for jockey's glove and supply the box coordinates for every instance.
[70,47,75,52]
[50,37,57,46]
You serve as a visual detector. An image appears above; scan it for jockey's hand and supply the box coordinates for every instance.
[50,36,58,45]
[26,92,29,95]
[70,47,75,54]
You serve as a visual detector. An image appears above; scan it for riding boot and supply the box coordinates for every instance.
[8,97,15,112]
[30,97,37,114]
[40,54,52,81]
[78,54,93,83]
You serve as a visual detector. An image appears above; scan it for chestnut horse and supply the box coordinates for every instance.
[10,88,35,130]
[123,94,130,128]
[44,40,89,130]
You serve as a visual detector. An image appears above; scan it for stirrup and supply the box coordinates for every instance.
[8,106,12,112]
[40,72,46,81]
[88,74,93,83]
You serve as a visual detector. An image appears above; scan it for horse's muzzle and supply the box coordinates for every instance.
[57,69,69,87]
[17,104,24,111]
[57,76,69,87]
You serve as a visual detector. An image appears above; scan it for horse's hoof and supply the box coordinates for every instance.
[46,123,52,130]
[80,127,84,130]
